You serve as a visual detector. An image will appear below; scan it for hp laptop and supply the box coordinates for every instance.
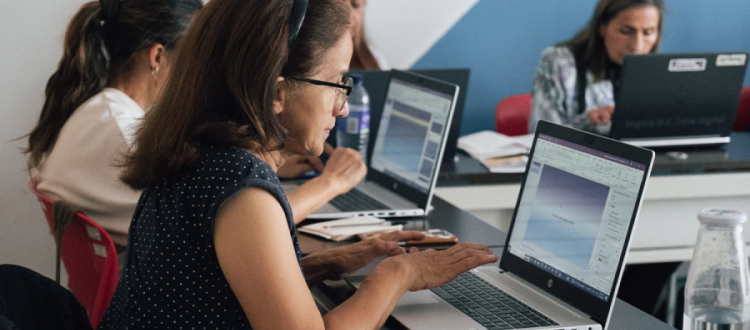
[610,52,748,148]
[342,68,471,167]
[285,70,459,219]
[348,121,654,330]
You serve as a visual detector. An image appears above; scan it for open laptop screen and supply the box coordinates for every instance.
[370,77,454,194]
[508,133,647,302]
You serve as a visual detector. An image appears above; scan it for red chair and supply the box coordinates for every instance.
[28,180,119,329]
[495,94,532,136]
[734,87,750,132]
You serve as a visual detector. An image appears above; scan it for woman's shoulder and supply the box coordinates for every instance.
[196,144,278,182]
[539,46,576,65]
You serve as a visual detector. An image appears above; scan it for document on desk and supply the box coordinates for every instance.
[298,217,402,241]
[457,130,533,159]
[479,155,528,173]
[458,131,532,173]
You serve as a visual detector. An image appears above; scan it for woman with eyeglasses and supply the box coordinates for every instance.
[529,0,664,135]
[97,0,497,329]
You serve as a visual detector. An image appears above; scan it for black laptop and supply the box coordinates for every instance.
[610,52,748,148]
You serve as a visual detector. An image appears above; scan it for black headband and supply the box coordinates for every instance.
[99,0,120,27]
[288,0,308,49]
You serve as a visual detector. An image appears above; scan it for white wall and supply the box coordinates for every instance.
[365,0,478,69]
[0,0,88,278]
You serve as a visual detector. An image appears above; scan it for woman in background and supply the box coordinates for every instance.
[348,0,388,70]
[98,0,496,328]
[27,0,203,254]
[529,0,664,134]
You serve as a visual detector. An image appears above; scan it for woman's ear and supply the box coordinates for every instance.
[273,77,286,115]
[148,43,167,71]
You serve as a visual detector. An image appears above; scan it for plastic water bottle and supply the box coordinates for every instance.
[336,73,369,164]
[684,209,750,330]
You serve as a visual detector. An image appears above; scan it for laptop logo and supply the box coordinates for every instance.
[547,279,553,288]
[393,182,398,190]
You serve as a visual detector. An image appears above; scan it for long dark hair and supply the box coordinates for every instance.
[26,0,202,169]
[120,0,350,190]
[350,27,381,70]
[562,0,664,81]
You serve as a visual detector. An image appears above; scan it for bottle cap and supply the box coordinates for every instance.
[348,73,363,86]
[697,208,747,226]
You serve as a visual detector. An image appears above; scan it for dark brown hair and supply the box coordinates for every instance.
[26,0,202,169]
[120,0,350,189]
[350,27,381,70]
[562,0,664,81]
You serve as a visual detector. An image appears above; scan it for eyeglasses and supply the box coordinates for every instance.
[287,76,353,112]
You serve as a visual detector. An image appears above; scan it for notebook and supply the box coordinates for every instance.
[610,52,748,148]
[284,70,459,219]
[348,120,655,330]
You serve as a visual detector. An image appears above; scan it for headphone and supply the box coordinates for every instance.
[288,0,308,48]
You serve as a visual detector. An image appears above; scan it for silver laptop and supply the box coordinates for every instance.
[349,121,655,330]
[284,70,459,219]
[610,52,748,148]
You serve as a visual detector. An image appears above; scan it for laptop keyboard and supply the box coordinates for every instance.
[431,272,558,330]
[329,188,390,212]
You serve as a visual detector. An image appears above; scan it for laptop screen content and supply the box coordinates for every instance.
[370,78,453,194]
[508,134,647,302]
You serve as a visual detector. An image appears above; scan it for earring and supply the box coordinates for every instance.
[151,66,159,79]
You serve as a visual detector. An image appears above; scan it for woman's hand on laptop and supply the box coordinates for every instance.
[319,146,367,195]
[388,243,498,292]
[587,104,615,125]
[302,230,426,283]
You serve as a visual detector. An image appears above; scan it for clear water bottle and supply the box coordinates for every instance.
[684,208,750,330]
[336,73,369,164]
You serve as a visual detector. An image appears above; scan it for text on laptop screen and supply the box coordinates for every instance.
[370,78,453,193]
[508,134,646,302]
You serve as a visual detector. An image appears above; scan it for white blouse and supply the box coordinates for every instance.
[34,88,144,248]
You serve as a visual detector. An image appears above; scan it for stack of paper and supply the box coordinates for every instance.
[457,131,534,173]
[298,217,402,242]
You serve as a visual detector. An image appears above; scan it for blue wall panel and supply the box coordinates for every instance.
[413,0,750,135]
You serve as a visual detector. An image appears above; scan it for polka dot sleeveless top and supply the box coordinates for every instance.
[98,145,301,329]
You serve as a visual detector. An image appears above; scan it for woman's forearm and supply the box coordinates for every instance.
[287,175,341,224]
[301,251,342,286]
[322,259,411,330]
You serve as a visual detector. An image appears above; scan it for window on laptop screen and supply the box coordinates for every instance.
[370,78,453,193]
[508,134,647,302]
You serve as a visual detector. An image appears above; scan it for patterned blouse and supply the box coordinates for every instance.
[98,144,301,330]
[529,46,615,135]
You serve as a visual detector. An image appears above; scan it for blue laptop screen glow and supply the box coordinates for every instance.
[370,78,453,193]
[508,134,646,302]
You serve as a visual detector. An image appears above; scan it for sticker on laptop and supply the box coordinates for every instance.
[717,54,747,67]
[668,58,707,72]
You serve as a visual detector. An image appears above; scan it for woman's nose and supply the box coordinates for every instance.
[336,101,349,118]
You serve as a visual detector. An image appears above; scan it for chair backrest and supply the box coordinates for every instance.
[0,264,93,330]
[495,94,532,136]
[734,87,750,132]
[27,180,119,329]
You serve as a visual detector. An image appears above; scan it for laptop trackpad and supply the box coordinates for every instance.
[396,291,439,306]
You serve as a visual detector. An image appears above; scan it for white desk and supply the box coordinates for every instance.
[435,132,750,264]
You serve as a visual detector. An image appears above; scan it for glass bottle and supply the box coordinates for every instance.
[684,208,750,329]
